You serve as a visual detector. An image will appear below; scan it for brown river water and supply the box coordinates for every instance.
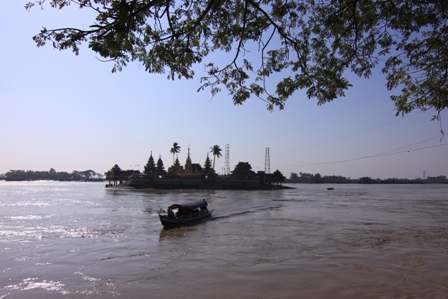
[1,181,447,298]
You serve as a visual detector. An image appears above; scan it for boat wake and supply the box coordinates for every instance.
[212,204,281,219]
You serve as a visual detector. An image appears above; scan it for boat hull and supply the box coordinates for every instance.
[159,210,214,228]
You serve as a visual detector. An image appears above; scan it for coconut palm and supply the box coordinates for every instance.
[210,145,222,170]
[170,142,181,164]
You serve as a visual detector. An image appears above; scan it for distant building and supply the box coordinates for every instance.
[168,147,203,177]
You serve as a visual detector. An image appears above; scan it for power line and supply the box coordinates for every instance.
[278,111,422,154]
[287,139,448,168]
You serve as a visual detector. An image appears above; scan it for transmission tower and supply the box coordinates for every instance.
[264,147,270,174]
[225,144,230,175]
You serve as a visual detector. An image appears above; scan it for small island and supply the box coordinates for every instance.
[105,147,288,190]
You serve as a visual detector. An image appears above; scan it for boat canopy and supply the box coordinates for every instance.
[168,199,208,211]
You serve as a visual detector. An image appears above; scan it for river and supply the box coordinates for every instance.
[1,181,447,298]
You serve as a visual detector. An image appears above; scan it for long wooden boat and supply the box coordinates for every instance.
[159,199,214,228]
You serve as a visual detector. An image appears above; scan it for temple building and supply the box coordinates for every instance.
[168,147,202,176]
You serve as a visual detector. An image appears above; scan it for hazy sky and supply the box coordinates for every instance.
[1,2,447,179]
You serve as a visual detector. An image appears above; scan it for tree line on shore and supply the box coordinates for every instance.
[288,173,448,184]
[2,169,447,184]
[1,169,103,181]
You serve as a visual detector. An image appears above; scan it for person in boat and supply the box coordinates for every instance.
[176,207,184,217]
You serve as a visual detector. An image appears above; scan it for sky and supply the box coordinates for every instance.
[1,1,447,180]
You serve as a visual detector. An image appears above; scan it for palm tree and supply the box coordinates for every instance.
[210,145,222,170]
[170,142,181,164]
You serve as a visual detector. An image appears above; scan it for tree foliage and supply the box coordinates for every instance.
[271,169,285,185]
[203,154,212,170]
[156,156,166,176]
[286,172,448,184]
[232,161,255,176]
[26,0,448,116]
[5,169,102,181]
[168,156,182,174]
[170,142,181,164]
[210,144,222,169]
[144,152,156,174]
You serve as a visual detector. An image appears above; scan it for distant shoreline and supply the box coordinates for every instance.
[1,177,447,185]
[0,178,105,182]
[285,180,447,185]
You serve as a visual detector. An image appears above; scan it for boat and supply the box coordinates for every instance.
[159,199,214,228]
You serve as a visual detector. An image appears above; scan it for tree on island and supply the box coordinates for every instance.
[271,169,286,186]
[202,153,215,179]
[169,155,182,175]
[108,164,122,186]
[210,145,222,170]
[232,162,255,177]
[144,152,156,176]
[156,156,166,177]
[170,142,181,165]
[27,0,448,118]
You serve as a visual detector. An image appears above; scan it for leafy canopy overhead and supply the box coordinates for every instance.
[27,0,448,116]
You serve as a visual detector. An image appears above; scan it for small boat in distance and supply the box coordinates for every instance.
[159,199,214,228]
